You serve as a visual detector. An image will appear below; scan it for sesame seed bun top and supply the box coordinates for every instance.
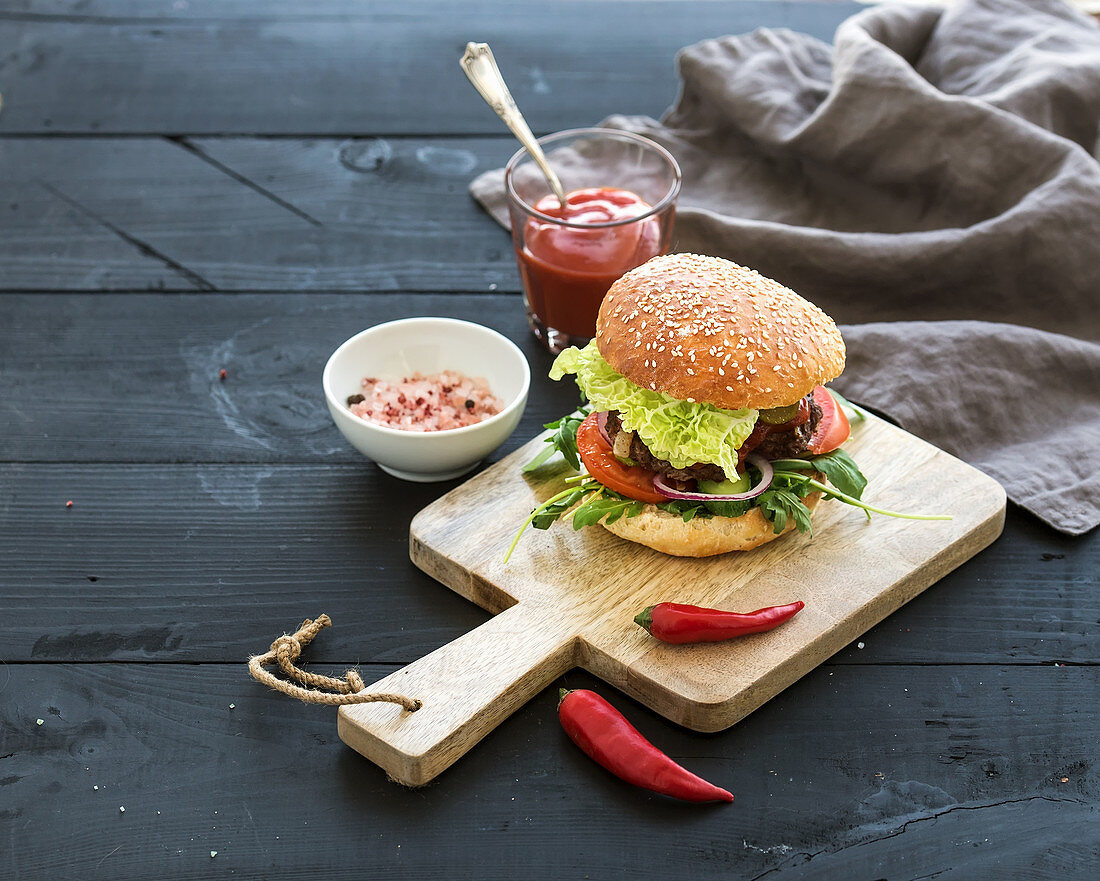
[595,254,846,411]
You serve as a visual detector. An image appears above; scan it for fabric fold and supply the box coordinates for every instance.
[471,0,1100,534]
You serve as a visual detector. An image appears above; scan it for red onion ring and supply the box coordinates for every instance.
[595,410,613,447]
[653,454,774,502]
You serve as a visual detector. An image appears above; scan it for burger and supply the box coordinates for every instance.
[509,253,908,560]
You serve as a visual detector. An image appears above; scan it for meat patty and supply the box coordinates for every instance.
[604,411,726,483]
[602,394,822,485]
[753,395,822,460]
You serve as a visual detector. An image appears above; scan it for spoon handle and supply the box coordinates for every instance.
[460,42,567,207]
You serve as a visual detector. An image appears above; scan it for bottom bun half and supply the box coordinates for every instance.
[601,492,822,557]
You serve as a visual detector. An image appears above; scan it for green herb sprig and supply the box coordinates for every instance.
[521,408,590,473]
[765,449,950,532]
[508,407,948,560]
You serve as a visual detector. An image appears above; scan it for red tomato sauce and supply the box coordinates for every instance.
[517,187,662,338]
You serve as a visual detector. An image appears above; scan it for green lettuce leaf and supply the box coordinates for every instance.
[550,341,758,474]
[811,449,867,500]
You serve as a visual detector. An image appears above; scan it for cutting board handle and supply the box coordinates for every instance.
[337,603,576,786]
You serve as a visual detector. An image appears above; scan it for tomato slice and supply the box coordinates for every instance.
[576,412,666,504]
[807,386,851,455]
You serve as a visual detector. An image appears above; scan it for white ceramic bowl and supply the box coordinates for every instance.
[323,317,530,482]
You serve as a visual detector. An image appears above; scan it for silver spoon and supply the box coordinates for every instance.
[460,42,567,208]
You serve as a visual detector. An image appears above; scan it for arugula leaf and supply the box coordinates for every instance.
[570,496,614,529]
[810,449,867,500]
[503,483,598,563]
[758,488,814,536]
[570,496,645,529]
[654,499,711,522]
[521,443,558,473]
[531,488,588,530]
[522,408,589,472]
[764,451,867,501]
[757,491,787,534]
[797,476,952,523]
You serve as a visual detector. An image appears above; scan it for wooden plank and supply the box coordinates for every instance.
[0,662,1095,879]
[0,1,861,135]
[0,462,497,664]
[0,413,1092,669]
[0,293,581,463]
[7,290,1082,467]
[0,463,1092,667]
[0,138,520,291]
[0,168,188,291]
[0,293,1094,667]
[11,136,1091,333]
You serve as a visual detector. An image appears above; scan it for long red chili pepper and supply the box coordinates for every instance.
[557,689,733,803]
[635,601,805,644]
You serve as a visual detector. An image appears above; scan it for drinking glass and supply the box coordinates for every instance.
[505,128,681,353]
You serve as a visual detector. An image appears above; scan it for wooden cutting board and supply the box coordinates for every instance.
[338,413,1005,785]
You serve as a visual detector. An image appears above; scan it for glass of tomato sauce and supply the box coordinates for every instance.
[505,128,681,353]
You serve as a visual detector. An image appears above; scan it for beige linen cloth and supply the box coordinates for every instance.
[472,0,1100,535]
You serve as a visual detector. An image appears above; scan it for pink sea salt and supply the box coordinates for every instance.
[347,370,503,431]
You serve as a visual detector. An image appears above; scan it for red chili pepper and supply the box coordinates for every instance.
[635,601,805,644]
[557,689,733,803]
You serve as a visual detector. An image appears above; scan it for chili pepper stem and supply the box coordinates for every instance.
[634,606,655,633]
[558,688,572,707]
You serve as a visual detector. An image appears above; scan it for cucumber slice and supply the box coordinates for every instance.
[698,473,751,495]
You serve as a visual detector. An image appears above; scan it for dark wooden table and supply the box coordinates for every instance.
[1,2,1097,878]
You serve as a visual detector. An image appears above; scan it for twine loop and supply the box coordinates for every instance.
[248,614,421,711]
